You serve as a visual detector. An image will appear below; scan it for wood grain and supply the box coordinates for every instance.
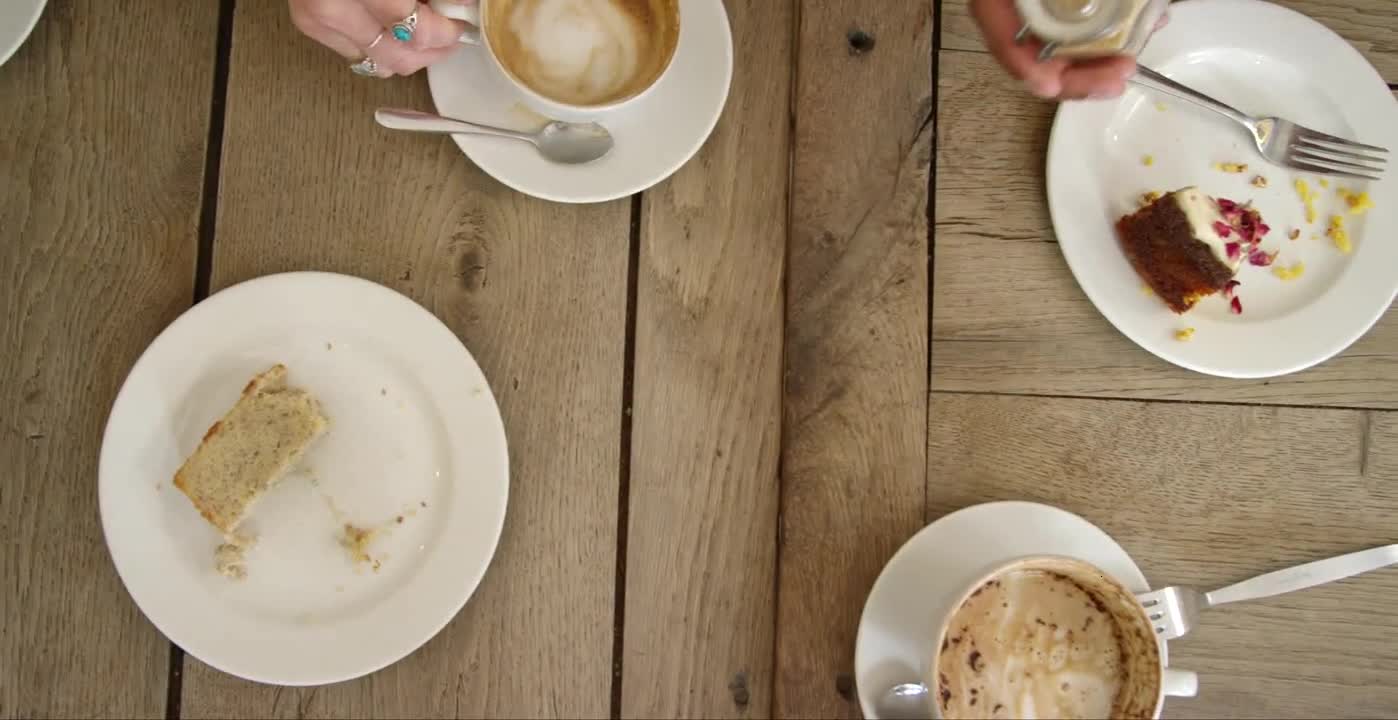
[940,0,1398,81]
[617,1,792,716]
[928,393,1398,719]
[774,1,934,717]
[0,3,217,717]
[932,49,1398,408]
[179,3,627,717]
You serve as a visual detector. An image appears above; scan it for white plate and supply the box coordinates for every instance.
[1048,0,1398,378]
[854,501,1161,719]
[0,0,45,67]
[99,272,509,685]
[425,0,733,203]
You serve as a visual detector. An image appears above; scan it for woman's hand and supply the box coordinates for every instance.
[289,0,472,77]
[970,0,1142,100]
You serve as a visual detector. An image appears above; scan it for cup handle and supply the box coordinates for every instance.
[428,0,483,45]
[1162,668,1198,698]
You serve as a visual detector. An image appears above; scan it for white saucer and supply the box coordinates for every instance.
[0,0,45,67]
[99,272,509,685]
[854,502,1159,719]
[1047,0,1398,378]
[425,0,734,203]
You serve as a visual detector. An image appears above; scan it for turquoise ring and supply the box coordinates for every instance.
[391,7,419,43]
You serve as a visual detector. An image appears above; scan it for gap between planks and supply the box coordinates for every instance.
[171,0,237,718]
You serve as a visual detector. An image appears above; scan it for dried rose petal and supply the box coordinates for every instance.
[1223,279,1241,299]
[1217,198,1238,212]
[1230,296,1243,314]
[1247,249,1277,267]
[1256,223,1271,238]
[1212,221,1232,238]
[1225,242,1242,261]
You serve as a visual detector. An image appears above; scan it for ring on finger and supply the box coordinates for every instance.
[350,56,380,77]
[390,6,419,42]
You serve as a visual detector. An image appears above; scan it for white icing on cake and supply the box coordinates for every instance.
[1172,186,1240,272]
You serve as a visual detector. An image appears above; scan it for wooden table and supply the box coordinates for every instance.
[3,1,1396,718]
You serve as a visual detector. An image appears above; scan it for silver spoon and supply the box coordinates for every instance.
[374,108,614,165]
[880,682,930,719]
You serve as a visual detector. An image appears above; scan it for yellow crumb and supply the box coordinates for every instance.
[1251,175,1268,188]
[1142,154,1154,167]
[1154,101,1168,112]
[1140,190,1162,206]
[1338,187,1374,215]
[1215,162,1248,173]
[1140,283,1154,296]
[1294,178,1317,224]
[1318,178,1329,188]
[1272,262,1306,281]
[1326,214,1351,254]
[1174,328,1196,341]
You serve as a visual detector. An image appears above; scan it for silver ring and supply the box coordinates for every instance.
[367,31,385,50]
[390,6,419,42]
[350,57,379,77]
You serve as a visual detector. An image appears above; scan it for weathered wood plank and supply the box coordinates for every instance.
[774,0,934,717]
[0,3,217,717]
[941,0,1398,81]
[618,1,792,716]
[932,49,1398,408]
[179,3,627,717]
[928,393,1398,719]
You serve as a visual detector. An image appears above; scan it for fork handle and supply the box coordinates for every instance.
[1204,544,1398,607]
[1128,66,1254,129]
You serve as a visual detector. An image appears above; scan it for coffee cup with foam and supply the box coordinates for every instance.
[430,0,680,122]
[926,555,1197,720]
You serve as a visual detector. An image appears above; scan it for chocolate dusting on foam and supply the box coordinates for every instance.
[968,650,983,673]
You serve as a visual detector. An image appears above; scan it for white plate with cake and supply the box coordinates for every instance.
[1048,0,1397,378]
[99,272,509,685]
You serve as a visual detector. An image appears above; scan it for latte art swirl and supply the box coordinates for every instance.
[487,0,679,107]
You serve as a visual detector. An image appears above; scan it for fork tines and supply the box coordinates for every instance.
[1288,129,1388,181]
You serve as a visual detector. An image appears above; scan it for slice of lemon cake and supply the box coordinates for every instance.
[173,364,328,534]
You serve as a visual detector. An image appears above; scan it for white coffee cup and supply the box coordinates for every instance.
[925,555,1198,720]
[429,0,681,122]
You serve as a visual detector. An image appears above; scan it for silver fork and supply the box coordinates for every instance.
[1129,65,1388,180]
[1138,543,1398,641]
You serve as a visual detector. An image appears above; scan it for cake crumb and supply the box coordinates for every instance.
[1326,215,1351,254]
[325,342,333,351]
[1140,283,1154,296]
[1273,262,1305,281]
[1319,178,1330,188]
[1140,190,1161,206]
[1338,187,1374,215]
[1215,162,1248,173]
[1154,101,1168,112]
[1250,175,1268,188]
[215,534,255,581]
[1174,327,1196,342]
[1142,154,1154,167]
[1295,179,1317,224]
[340,524,379,568]
[1288,228,1300,241]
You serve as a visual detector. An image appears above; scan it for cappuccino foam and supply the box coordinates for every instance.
[936,569,1127,719]
[488,0,678,107]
